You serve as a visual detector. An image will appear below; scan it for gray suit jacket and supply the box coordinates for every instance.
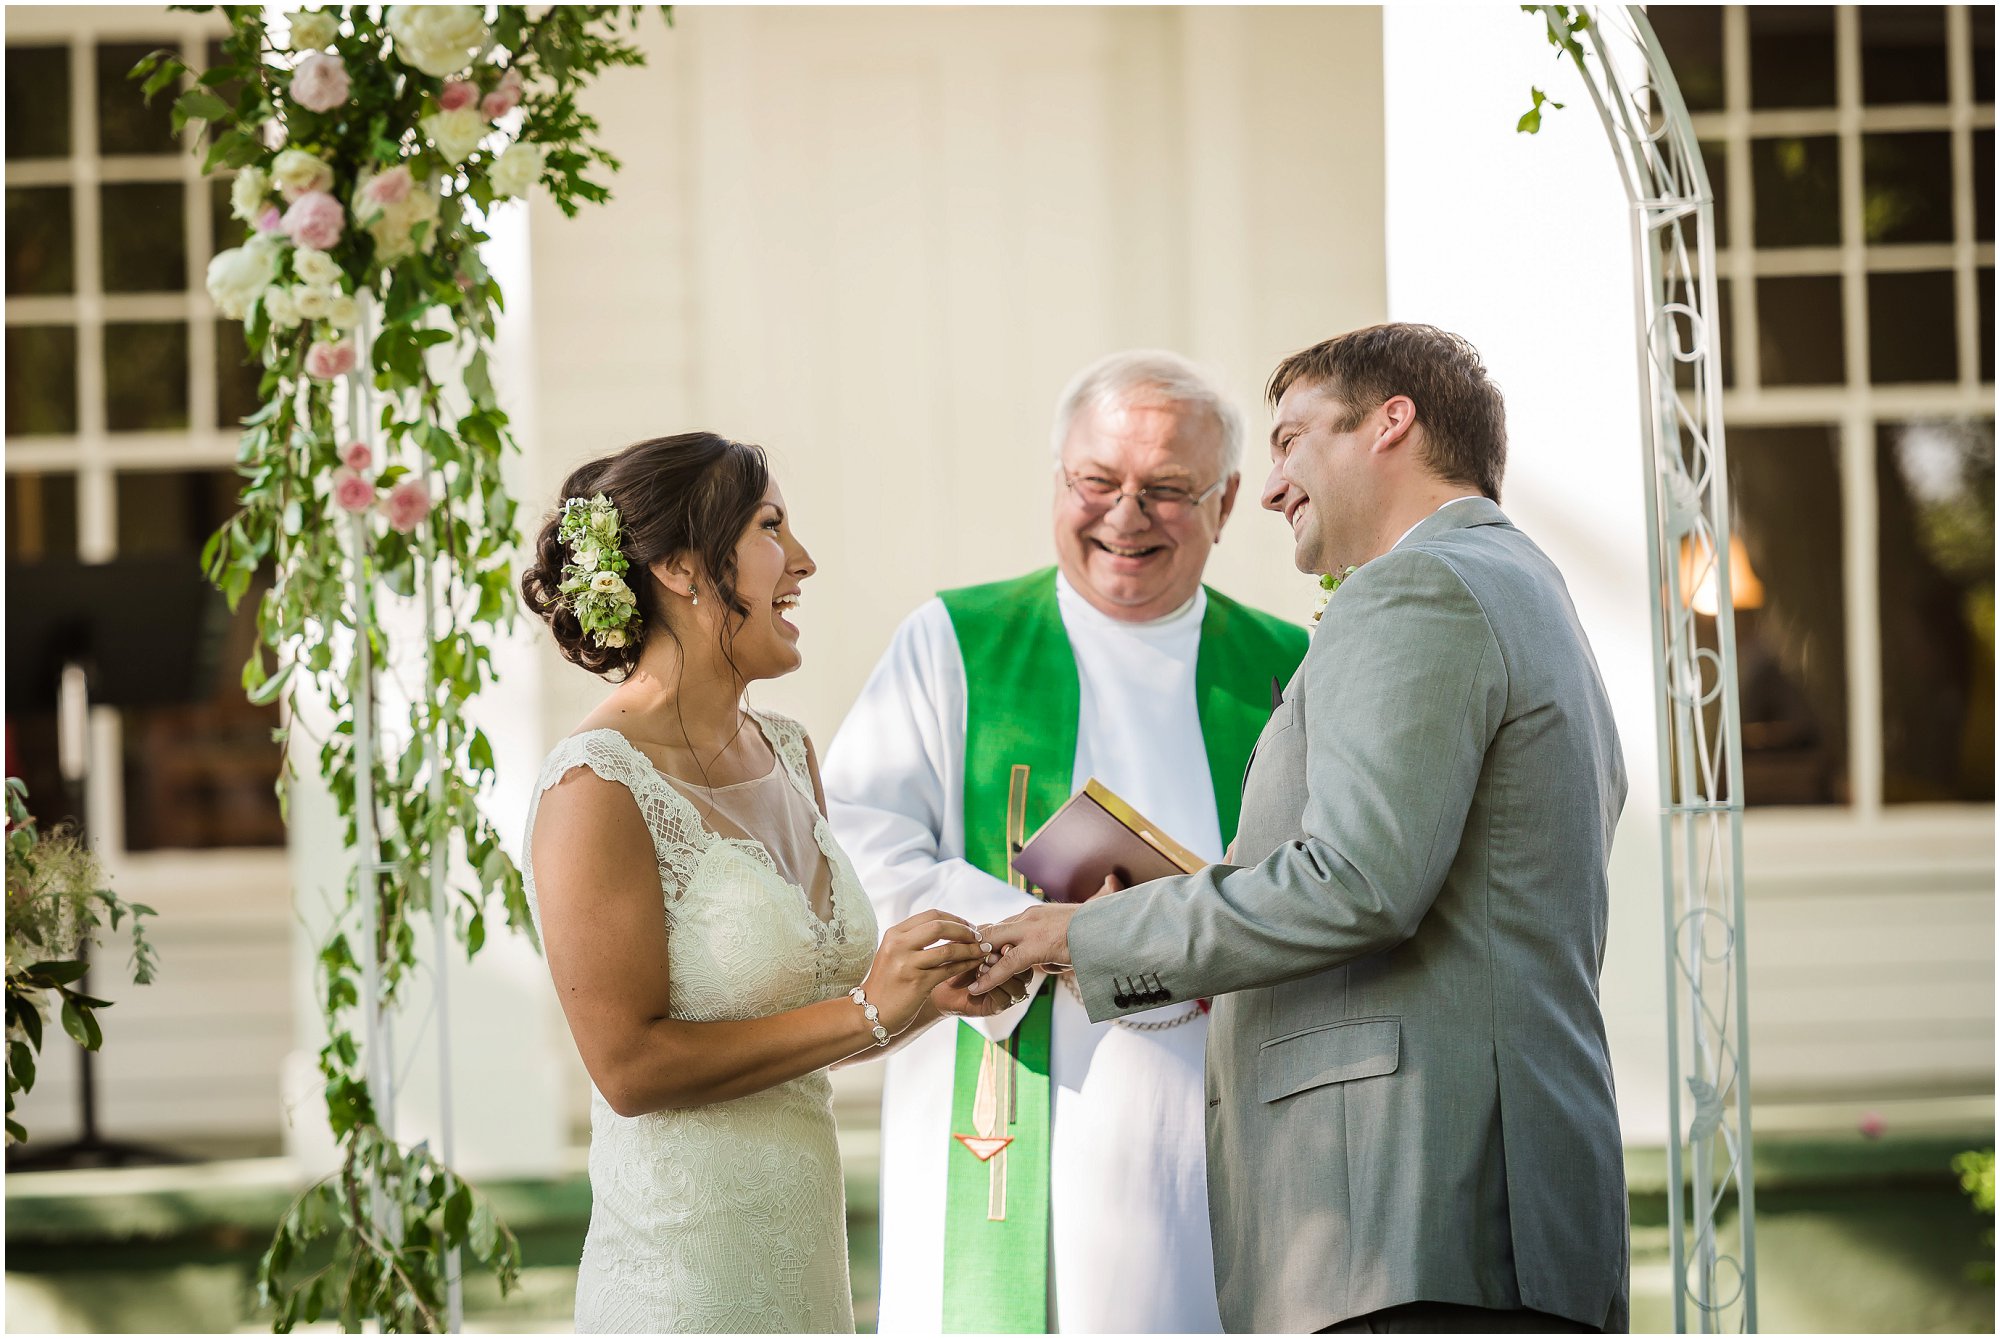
[1068,499,1629,1333]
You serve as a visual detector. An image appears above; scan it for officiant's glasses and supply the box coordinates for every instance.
[1062,472,1227,518]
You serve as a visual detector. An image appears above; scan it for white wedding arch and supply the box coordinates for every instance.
[1549,7,1759,1332]
[314,7,1759,1333]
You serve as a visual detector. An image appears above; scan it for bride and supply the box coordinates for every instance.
[519,432,1021,1332]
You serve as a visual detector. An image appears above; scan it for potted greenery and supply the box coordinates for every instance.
[5,778,156,1146]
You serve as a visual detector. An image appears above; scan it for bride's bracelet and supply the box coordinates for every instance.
[848,985,890,1047]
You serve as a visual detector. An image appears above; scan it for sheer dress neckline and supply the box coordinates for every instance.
[567,716,840,929]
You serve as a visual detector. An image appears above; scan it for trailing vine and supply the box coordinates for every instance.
[133,6,662,1328]
[1517,5,1590,134]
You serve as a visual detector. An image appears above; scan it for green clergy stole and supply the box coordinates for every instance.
[936,567,1308,1333]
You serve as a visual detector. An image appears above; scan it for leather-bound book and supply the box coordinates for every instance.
[1010,778,1205,903]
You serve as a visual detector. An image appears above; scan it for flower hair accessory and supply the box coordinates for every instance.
[557,493,641,648]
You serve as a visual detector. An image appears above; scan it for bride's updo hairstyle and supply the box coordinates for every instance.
[521,432,770,681]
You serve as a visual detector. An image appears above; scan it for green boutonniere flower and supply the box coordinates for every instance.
[1311,565,1360,626]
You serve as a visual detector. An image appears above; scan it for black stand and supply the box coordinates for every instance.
[6,558,231,1171]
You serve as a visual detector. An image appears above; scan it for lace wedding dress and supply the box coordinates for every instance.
[523,710,878,1333]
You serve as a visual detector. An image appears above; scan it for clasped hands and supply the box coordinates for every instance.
[932,874,1121,1016]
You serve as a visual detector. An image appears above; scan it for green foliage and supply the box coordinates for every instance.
[133,7,664,1329]
[4,778,157,1146]
[1954,1148,1994,1282]
[1516,6,1589,135]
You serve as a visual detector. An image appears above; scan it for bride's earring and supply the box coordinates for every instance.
[689,585,699,607]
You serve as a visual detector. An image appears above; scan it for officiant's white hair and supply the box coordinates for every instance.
[1050,350,1244,476]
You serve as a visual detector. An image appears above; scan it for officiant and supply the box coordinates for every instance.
[824,350,1308,1334]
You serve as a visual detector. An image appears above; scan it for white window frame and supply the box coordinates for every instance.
[1694,5,1994,855]
[6,7,284,886]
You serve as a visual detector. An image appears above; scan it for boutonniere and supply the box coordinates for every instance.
[1310,565,1359,626]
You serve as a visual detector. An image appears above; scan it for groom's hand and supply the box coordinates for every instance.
[931,964,1035,1018]
[970,903,1078,996]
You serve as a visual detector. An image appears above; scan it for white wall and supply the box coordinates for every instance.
[1382,4,1671,1143]
[521,6,1388,747]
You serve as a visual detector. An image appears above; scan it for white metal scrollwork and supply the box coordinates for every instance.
[1546,6,1760,1332]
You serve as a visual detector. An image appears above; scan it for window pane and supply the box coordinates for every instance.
[114,469,285,851]
[7,186,74,296]
[96,41,178,156]
[1651,6,1725,113]
[6,46,70,159]
[103,322,189,432]
[1976,8,1994,104]
[1750,7,1837,109]
[1669,276,1735,392]
[1868,271,1958,384]
[1757,275,1846,385]
[1975,129,1993,244]
[1861,6,1949,105]
[101,182,186,293]
[1752,136,1842,248]
[1726,425,1850,806]
[1861,132,1954,244]
[216,319,263,428]
[4,472,79,562]
[1876,419,1995,803]
[6,325,79,436]
[1700,140,1729,249]
[1980,267,1994,385]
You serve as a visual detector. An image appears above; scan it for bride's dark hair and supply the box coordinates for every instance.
[521,432,771,681]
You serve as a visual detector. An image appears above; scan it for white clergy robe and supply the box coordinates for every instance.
[824,572,1226,1334]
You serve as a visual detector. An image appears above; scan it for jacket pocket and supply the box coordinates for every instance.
[1257,1017,1400,1103]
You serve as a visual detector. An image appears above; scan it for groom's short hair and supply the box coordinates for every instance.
[1266,324,1507,503]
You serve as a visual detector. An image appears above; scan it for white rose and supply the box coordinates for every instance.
[420,107,489,165]
[292,247,342,288]
[590,571,623,595]
[367,182,442,261]
[271,147,334,200]
[386,6,489,78]
[264,285,302,330]
[598,629,629,648]
[293,284,333,320]
[229,166,270,222]
[206,242,280,320]
[570,541,600,570]
[488,141,548,199]
[288,10,340,51]
[327,292,361,330]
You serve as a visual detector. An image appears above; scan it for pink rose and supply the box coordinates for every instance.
[1858,1111,1886,1140]
[304,338,357,381]
[332,468,376,514]
[255,204,283,233]
[482,67,524,119]
[381,477,432,534]
[361,164,413,209]
[282,190,345,251]
[341,441,373,471]
[290,52,351,113]
[438,80,477,112]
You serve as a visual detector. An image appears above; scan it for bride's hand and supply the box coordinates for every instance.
[931,963,1035,1018]
[859,912,991,1034]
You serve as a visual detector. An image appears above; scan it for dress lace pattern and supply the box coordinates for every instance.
[523,710,878,1333]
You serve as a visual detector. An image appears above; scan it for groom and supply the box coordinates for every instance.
[977,324,1631,1333]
